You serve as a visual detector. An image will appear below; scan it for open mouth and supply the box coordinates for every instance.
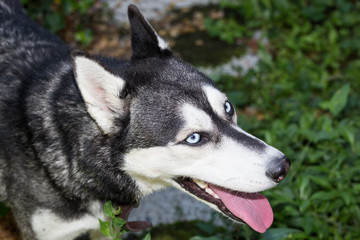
[174,177,273,233]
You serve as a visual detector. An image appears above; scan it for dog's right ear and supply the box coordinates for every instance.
[72,51,128,134]
[128,4,171,60]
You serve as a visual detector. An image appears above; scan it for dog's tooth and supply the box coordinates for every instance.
[193,179,207,189]
[205,187,220,199]
[205,187,214,195]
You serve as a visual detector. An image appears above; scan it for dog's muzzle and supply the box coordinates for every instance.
[266,156,291,183]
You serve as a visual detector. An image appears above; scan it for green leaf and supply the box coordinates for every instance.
[190,236,223,240]
[99,219,111,237]
[104,201,115,218]
[142,233,151,240]
[258,47,273,68]
[309,175,332,189]
[310,191,338,201]
[329,28,338,46]
[321,84,350,116]
[340,191,355,205]
[338,122,355,148]
[113,218,127,228]
[354,183,360,193]
[299,176,310,200]
[45,12,65,33]
[302,215,314,234]
[113,206,122,216]
[260,228,302,240]
[109,220,117,238]
[299,199,311,212]
[75,28,94,46]
[195,222,217,235]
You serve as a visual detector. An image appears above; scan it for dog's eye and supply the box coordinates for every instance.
[224,101,234,116]
[186,133,201,145]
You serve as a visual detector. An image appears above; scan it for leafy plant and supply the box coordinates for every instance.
[203,0,360,239]
[21,0,101,46]
[100,201,151,240]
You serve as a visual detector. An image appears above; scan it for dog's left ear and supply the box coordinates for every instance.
[128,4,171,60]
[72,51,128,134]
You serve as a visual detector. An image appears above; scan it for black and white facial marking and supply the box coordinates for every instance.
[122,84,289,193]
[122,82,290,232]
[71,4,289,232]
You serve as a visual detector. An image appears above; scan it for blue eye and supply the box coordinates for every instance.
[224,101,234,116]
[186,133,201,144]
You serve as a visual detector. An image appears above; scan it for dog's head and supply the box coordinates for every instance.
[71,5,290,233]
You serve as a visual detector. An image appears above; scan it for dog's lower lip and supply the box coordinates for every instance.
[174,177,244,223]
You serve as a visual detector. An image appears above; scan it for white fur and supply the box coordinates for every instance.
[143,17,169,50]
[203,85,237,122]
[73,56,126,133]
[123,104,280,198]
[31,201,108,240]
[175,103,214,141]
[156,35,169,50]
[123,136,278,195]
[169,136,279,192]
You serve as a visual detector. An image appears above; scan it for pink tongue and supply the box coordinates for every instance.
[209,184,273,233]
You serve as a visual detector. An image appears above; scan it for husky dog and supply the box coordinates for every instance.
[0,1,290,239]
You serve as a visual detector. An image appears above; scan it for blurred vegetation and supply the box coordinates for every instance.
[202,0,360,239]
[21,0,101,46]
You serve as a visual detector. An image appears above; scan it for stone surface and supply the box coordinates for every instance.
[128,187,225,226]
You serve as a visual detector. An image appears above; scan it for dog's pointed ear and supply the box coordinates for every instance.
[128,4,171,60]
[72,51,128,134]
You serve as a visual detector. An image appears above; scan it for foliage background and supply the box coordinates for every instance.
[21,0,106,46]
[1,0,359,239]
[202,0,360,239]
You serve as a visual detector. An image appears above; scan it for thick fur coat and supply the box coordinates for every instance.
[0,1,290,239]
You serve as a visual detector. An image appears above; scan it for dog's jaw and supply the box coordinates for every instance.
[173,177,273,233]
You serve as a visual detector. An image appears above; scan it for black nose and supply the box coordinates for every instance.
[266,156,291,183]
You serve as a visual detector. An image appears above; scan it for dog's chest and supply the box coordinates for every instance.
[30,201,108,240]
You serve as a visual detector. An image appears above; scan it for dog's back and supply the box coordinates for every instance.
[0,0,31,201]
[0,2,91,238]
[0,0,69,75]
[0,0,71,130]
[0,0,70,199]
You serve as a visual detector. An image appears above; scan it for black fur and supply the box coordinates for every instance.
[128,4,172,60]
